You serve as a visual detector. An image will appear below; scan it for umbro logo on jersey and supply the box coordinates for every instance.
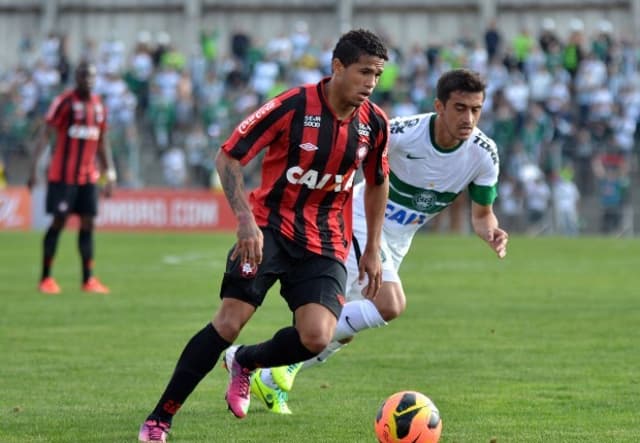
[299,142,319,152]
[406,154,426,159]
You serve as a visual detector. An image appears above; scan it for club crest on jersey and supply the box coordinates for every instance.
[413,190,437,212]
[240,261,257,278]
[238,99,281,135]
[73,102,85,119]
[357,142,370,161]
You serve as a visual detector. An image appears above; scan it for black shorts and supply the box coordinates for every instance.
[220,228,346,319]
[46,182,98,217]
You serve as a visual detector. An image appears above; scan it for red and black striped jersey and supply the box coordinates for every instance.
[45,89,107,185]
[222,78,390,262]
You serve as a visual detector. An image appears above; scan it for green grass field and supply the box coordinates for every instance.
[1,231,639,443]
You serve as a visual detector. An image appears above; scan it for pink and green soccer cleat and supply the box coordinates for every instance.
[138,419,170,442]
[223,345,253,418]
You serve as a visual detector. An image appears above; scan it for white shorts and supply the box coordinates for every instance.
[345,214,407,301]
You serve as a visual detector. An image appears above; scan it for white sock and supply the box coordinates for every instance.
[302,300,387,369]
[333,299,387,341]
[301,340,346,370]
[261,368,279,389]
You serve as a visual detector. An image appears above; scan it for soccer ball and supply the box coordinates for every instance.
[374,390,442,443]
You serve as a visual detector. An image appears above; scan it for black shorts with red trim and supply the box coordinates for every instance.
[46,182,98,217]
[220,227,346,319]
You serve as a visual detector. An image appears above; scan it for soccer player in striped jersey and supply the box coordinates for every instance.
[254,68,510,413]
[27,61,116,295]
[139,29,390,441]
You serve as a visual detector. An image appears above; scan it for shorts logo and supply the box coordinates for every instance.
[240,261,257,278]
[58,201,68,212]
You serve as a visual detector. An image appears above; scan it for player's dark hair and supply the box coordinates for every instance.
[75,60,93,76]
[332,29,388,67]
[436,69,486,103]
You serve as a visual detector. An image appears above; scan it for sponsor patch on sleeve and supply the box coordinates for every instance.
[237,98,282,136]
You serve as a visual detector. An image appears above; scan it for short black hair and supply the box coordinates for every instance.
[75,60,95,77]
[332,29,388,67]
[436,69,486,103]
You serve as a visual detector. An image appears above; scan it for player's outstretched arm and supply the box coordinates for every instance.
[215,149,263,267]
[470,201,508,259]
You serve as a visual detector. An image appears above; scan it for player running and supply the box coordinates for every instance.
[252,68,509,414]
[138,29,390,442]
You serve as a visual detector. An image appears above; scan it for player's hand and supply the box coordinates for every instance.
[102,179,115,198]
[99,169,117,197]
[486,227,509,259]
[231,212,263,268]
[26,174,37,191]
[358,247,382,300]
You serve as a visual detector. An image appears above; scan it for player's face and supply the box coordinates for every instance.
[334,54,385,107]
[435,90,484,143]
[76,64,97,94]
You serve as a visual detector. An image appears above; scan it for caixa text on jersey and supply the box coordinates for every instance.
[67,124,100,140]
[286,166,356,192]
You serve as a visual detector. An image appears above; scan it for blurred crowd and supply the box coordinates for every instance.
[0,18,637,234]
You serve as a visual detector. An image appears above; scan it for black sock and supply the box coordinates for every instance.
[42,226,62,280]
[78,229,93,283]
[150,323,230,423]
[236,326,316,370]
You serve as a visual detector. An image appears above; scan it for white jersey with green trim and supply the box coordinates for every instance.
[348,112,499,287]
